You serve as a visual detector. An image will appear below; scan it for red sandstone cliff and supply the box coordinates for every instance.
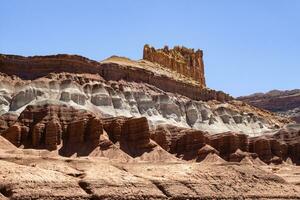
[0,103,299,164]
[0,46,299,200]
[143,44,206,88]
[151,124,300,164]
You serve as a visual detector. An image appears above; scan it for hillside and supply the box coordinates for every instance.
[238,89,300,123]
[0,45,299,199]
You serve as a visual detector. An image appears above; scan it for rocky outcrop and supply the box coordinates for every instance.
[0,52,232,102]
[0,104,158,158]
[238,89,300,123]
[103,117,156,157]
[197,144,219,161]
[209,132,249,160]
[0,103,299,165]
[0,113,18,132]
[150,124,300,164]
[0,104,103,155]
[229,149,257,162]
[172,129,208,160]
[1,46,300,199]
[143,44,206,88]
[151,124,211,160]
[1,123,23,147]
[0,51,297,164]
[120,117,156,156]
[0,54,100,79]
[45,119,62,150]
[99,61,232,102]
[0,72,286,136]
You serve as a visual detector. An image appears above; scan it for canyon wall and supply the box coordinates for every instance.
[1,103,299,164]
[0,72,285,136]
[238,90,300,123]
[0,53,232,102]
[143,44,206,88]
[0,54,100,79]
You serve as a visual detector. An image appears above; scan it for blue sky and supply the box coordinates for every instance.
[1,1,299,97]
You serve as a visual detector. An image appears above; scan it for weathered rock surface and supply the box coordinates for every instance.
[0,153,299,200]
[197,144,219,161]
[0,104,160,160]
[238,89,300,123]
[0,48,299,199]
[0,72,287,136]
[0,54,100,79]
[0,53,231,103]
[0,103,298,165]
[143,44,206,88]
[101,57,235,107]
[103,116,157,157]
[0,104,103,156]
[150,124,300,164]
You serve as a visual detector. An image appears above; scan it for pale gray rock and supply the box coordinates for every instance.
[10,88,44,111]
[0,74,282,136]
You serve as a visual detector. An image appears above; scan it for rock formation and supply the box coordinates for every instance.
[150,124,300,164]
[238,89,300,123]
[143,44,206,88]
[0,51,232,102]
[197,144,220,161]
[0,103,299,165]
[1,104,103,155]
[103,116,156,157]
[0,47,299,199]
[0,104,158,158]
[0,54,100,79]
[0,72,287,136]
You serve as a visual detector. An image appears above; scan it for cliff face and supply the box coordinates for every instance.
[143,44,206,88]
[0,72,287,136]
[0,53,231,102]
[238,89,300,123]
[99,61,231,102]
[0,54,100,79]
[1,103,299,165]
[0,48,300,199]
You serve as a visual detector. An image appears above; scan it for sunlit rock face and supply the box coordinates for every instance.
[1,100,299,165]
[0,71,287,136]
[143,44,206,88]
[0,52,299,199]
[0,51,291,139]
[238,89,300,123]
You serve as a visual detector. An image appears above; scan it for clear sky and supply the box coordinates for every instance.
[1,1,299,97]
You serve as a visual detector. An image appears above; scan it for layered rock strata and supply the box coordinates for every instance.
[0,48,299,199]
[0,72,287,135]
[0,54,100,79]
[1,104,299,164]
[238,89,300,123]
[0,53,231,102]
[143,44,206,88]
[0,104,158,158]
[151,124,300,164]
